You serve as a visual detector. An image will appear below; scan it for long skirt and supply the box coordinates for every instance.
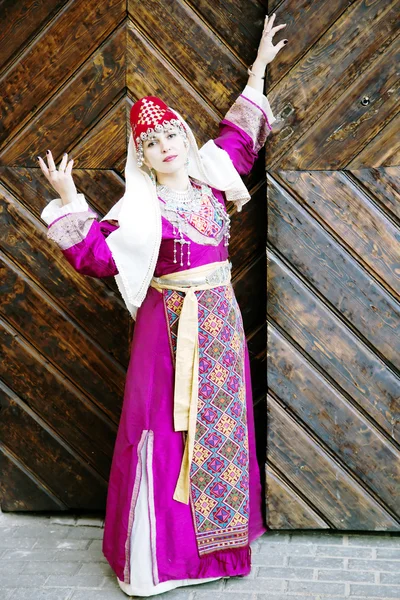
[102,283,266,596]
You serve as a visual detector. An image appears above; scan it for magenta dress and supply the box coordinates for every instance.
[42,85,275,596]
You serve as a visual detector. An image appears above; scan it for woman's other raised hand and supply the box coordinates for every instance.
[37,150,78,206]
[257,13,288,66]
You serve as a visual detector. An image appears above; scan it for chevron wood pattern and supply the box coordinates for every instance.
[0,0,268,511]
[266,0,400,531]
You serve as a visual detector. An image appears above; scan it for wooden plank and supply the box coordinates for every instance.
[0,25,126,166]
[347,112,400,169]
[0,0,65,74]
[187,0,266,66]
[233,253,266,334]
[266,0,351,86]
[267,251,400,443]
[127,20,219,147]
[0,181,130,367]
[279,39,400,169]
[0,448,65,511]
[266,465,329,529]
[0,384,107,508]
[1,319,117,479]
[0,0,125,151]
[265,0,399,169]
[127,0,245,113]
[277,170,400,299]
[229,182,266,273]
[267,397,399,530]
[246,323,266,402]
[68,98,128,169]
[268,325,400,516]
[267,178,400,371]
[1,255,126,417]
[72,169,125,217]
[350,166,400,222]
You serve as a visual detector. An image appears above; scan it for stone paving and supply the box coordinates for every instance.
[1,508,400,599]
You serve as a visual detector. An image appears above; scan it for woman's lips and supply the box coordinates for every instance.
[163,155,178,162]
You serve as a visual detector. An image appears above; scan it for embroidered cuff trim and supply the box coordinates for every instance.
[41,193,90,226]
[223,95,271,153]
[47,211,96,250]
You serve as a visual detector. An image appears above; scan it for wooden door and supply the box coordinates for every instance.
[266,0,400,530]
[0,0,268,510]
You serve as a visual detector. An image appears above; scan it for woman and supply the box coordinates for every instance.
[38,13,287,597]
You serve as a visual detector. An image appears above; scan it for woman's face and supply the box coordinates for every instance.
[142,127,188,175]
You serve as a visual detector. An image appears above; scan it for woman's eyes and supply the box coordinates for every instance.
[147,133,176,148]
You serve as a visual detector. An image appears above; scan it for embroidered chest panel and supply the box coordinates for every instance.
[159,181,230,247]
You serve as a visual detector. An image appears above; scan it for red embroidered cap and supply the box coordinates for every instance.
[130,97,179,144]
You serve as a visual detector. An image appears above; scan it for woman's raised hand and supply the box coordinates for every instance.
[38,150,78,206]
[257,13,287,66]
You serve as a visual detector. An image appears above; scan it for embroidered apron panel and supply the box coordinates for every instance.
[163,284,249,555]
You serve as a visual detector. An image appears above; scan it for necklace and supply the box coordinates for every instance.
[157,179,231,267]
[156,180,202,212]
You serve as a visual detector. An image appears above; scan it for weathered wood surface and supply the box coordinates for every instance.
[127,0,244,113]
[0,25,126,166]
[278,170,400,299]
[1,0,267,510]
[266,0,399,529]
[267,397,398,529]
[266,465,329,529]
[0,447,64,512]
[0,180,129,366]
[267,166,400,529]
[268,325,400,514]
[268,251,399,443]
[265,0,399,170]
[0,0,67,74]
[268,176,400,370]
[0,383,108,508]
[351,166,400,222]
[0,0,125,151]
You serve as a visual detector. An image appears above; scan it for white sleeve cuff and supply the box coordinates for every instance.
[41,193,90,226]
[241,85,277,126]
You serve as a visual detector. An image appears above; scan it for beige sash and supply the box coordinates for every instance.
[150,260,232,504]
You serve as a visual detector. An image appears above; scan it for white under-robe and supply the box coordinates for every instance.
[117,436,220,596]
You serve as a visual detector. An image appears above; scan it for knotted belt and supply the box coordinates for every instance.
[150,260,232,504]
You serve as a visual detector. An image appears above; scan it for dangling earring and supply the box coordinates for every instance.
[150,169,157,185]
[183,136,190,170]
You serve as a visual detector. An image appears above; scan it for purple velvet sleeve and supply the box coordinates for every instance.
[47,212,119,278]
[213,122,258,175]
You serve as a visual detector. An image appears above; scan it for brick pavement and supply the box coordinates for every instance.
[1,509,400,599]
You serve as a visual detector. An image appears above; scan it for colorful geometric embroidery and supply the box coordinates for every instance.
[164,284,249,555]
[185,184,225,237]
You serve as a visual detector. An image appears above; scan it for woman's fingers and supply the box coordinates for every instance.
[59,152,68,172]
[65,159,74,175]
[264,13,276,33]
[264,13,286,37]
[46,149,57,173]
[37,156,50,178]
